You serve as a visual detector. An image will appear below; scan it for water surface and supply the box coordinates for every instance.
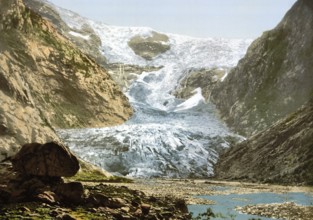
[188,192,313,220]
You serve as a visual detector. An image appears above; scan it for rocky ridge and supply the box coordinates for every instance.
[214,100,313,185]
[211,0,313,136]
[0,0,132,160]
[23,0,107,65]
[213,0,313,185]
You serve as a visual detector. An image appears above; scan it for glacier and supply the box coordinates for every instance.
[54,4,252,178]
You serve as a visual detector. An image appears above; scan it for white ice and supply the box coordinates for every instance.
[174,88,205,112]
[53,4,250,177]
[68,31,90,40]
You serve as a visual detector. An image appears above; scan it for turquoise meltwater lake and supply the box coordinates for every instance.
[188,191,313,220]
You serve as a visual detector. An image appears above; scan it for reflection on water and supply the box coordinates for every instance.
[188,192,313,220]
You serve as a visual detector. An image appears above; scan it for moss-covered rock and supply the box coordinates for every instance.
[67,159,133,183]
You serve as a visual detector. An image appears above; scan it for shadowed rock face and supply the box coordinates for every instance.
[0,0,132,159]
[12,142,79,177]
[214,100,313,185]
[211,0,313,136]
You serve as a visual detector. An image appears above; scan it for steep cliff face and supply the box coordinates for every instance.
[214,100,313,185]
[211,0,313,136]
[0,0,132,160]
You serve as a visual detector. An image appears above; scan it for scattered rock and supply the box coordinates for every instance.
[55,182,84,204]
[35,191,57,204]
[120,206,130,213]
[236,202,313,220]
[108,197,128,209]
[141,203,151,215]
[57,213,76,220]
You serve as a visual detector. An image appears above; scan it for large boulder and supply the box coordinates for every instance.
[12,141,79,177]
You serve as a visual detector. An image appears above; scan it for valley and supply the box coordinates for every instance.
[0,0,312,219]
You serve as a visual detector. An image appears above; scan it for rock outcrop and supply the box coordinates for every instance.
[0,0,132,159]
[211,0,313,136]
[214,100,313,185]
[128,31,170,60]
[106,63,162,91]
[173,68,226,101]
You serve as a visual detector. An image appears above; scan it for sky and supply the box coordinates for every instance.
[48,0,297,39]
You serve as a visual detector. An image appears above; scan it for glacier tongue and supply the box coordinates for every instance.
[58,104,236,178]
[55,6,251,178]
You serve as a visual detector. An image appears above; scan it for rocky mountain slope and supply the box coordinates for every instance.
[0,0,132,160]
[23,0,164,92]
[214,99,313,185]
[23,0,107,65]
[211,0,313,136]
[213,0,313,185]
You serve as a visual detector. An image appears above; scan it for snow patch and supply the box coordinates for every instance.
[174,88,205,112]
[221,69,230,82]
[69,31,90,40]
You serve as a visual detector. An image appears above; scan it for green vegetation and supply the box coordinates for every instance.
[68,171,133,183]
[0,202,110,220]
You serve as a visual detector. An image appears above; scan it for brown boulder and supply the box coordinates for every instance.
[36,191,57,204]
[55,182,84,204]
[12,141,79,177]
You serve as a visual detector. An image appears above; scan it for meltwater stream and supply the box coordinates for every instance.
[55,10,252,177]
